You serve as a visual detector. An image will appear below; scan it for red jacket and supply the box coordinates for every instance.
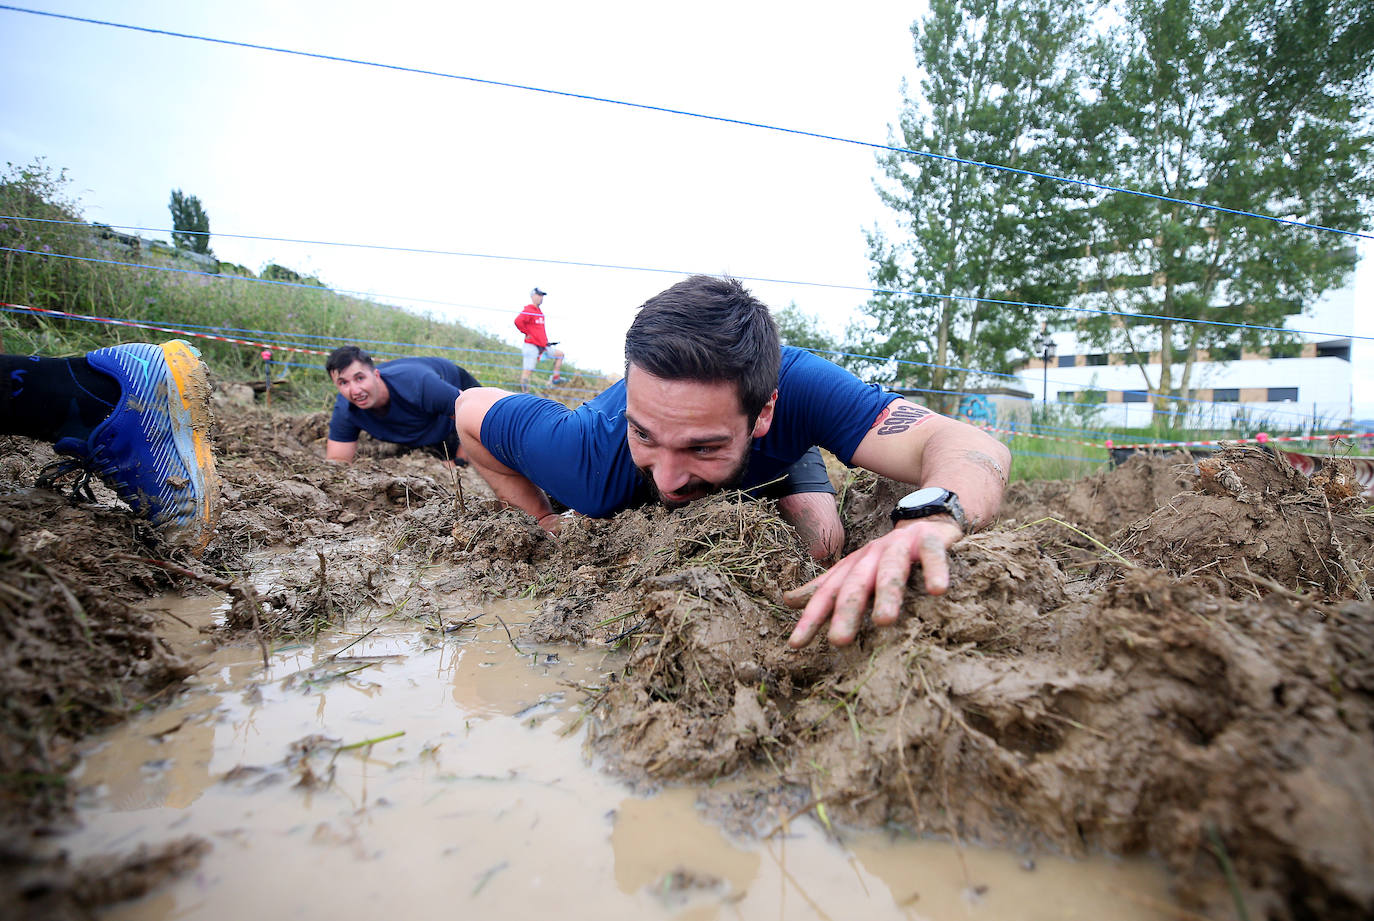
[514,303,548,348]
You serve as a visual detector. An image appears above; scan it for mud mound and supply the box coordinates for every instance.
[1115,447,1374,601]
[585,530,1068,780]
[795,569,1374,919]
[0,834,209,921]
[6,400,1374,920]
[0,491,197,825]
[1000,452,1197,550]
[218,458,450,546]
[583,511,1374,919]
[214,407,331,461]
[586,567,831,780]
[0,403,481,830]
[834,470,911,553]
[443,494,821,644]
[213,404,467,549]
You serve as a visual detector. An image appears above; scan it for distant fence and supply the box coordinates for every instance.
[1108,443,1374,497]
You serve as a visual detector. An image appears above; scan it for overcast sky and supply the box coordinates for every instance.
[1,1,1368,410]
[0,1,919,371]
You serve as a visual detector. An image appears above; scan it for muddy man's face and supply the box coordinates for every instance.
[623,363,776,509]
[330,360,389,411]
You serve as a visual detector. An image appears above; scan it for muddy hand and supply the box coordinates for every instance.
[786,519,963,649]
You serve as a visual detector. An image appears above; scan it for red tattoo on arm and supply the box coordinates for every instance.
[870,402,934,435]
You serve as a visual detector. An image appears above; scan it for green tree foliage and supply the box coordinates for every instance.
[1248,0,1373,136]
[168,188,212,255]
[1073,0,1373,413]
[261,263,326,287]
[0,159,109,319]
[860,0,1090,410]
[774,302,844,359]
[2,166,543,397]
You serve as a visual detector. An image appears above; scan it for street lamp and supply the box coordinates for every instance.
[1034,332,1057,404]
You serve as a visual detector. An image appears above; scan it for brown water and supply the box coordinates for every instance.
[62,593,1184,921]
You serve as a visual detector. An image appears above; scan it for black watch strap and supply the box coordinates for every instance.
[890,487,968,532]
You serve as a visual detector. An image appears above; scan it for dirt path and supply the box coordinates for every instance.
[2,401,1371,920]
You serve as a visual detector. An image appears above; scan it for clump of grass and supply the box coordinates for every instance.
[0,160,610,407]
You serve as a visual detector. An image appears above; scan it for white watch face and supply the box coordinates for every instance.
[898,486,948,509]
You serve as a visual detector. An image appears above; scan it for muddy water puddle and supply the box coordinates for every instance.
[63,593,1182,921]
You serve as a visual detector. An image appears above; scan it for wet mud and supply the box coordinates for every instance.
[1,397,1372,920]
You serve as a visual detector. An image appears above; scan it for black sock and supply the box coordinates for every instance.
[0,355,122,443]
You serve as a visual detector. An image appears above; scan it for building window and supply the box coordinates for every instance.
[1316,341,1351,361]
[1085,353,1108,366]
[1269,342,1302,359]
[1057,355,1076,368]
[1213,388,1240,402]
[1210,344,1241,362]
[1122,390,1149,403]
[1267,387,1298,402]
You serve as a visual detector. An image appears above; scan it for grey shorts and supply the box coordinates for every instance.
[520,342,542,371]
[746,445,836,500]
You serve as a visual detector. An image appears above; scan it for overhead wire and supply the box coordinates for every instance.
[3,227,1368,345]
[1,4,1369,242]
[0,237,1348,426]
[0,246,1335,427]
[0,8,1365,435]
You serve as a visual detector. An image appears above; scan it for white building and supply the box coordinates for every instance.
[1013,270,1360,432]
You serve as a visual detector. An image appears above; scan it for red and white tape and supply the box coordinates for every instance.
[2,302,329,356]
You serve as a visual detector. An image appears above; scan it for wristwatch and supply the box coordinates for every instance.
[891,486,968,532]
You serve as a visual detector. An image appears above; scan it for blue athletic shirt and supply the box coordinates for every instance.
[329,357,480,447]
[481,347,901,517]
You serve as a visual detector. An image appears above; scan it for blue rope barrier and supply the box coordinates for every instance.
[884,381,1326,428]
[6,225,1369,345]
[802,346,1358,421]
[0,292,1335,429]
[2,5,1368,241]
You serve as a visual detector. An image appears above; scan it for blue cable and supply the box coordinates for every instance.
[2,4,1368,242]
[878,381,1323,428]
[799,345,1333,423]
[0,285,1333,429]
[26,215,1373,348]
[3,302,1337,435]
[6,242,1369,350]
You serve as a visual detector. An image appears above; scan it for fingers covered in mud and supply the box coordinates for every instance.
[786,518,962,649]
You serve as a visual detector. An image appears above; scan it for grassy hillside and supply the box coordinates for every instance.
[0,160,601,408]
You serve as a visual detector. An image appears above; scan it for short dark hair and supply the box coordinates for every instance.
[326,345,375,376]
[624,275,780,420]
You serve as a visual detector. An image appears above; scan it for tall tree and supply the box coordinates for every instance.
[859,0,1090,410]
[168,189,212,255]
[774,302,845,359]
[1073,0,1373,416]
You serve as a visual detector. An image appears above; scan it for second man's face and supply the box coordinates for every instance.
[331,361,388,411]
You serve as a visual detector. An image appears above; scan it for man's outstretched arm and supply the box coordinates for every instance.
[785,400,1009,649]
[454,388,562,533]
[325,439,358,463]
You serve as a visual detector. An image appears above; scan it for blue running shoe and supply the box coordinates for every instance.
[52,340,221,552]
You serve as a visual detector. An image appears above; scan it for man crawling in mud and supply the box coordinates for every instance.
[325,345,482,466]
[455,275,1010,648]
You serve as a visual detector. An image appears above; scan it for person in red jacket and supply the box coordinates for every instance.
[514,287,565,392]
